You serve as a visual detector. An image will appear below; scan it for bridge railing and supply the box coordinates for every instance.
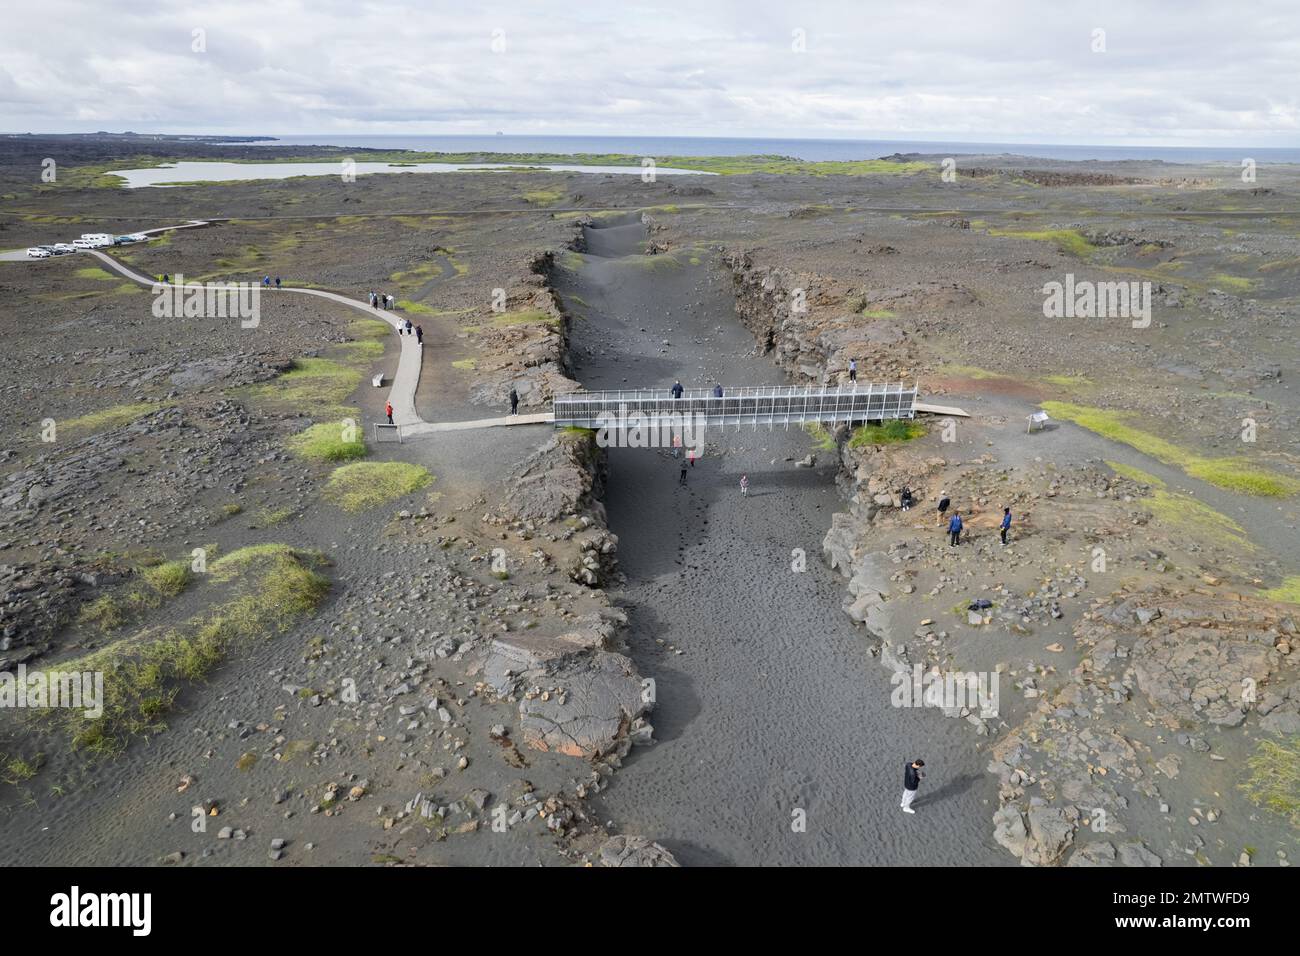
[553,383,917,428]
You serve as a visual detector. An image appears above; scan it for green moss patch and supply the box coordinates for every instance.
[1106,461,1252,550]
[286,420,367,462]
[45,545,330,756]
[848,419,926,447]
[1240,737,1300,828]
[60,401,173,438]
[1049,403,1300,497]
[323,462,433,512]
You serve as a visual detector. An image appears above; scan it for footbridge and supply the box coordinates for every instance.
[552,383,920,429]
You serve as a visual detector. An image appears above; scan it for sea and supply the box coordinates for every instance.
[232,134,1300,165]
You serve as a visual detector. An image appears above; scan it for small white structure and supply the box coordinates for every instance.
[371,373,384,388]
[1027,410,1051,434]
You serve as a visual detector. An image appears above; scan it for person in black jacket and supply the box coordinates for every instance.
[936,492,951,526]
[509,387,519,415]
[901,759,925,813]
[671,380,684,399]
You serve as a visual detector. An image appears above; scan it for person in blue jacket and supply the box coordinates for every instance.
[948,510,963,546]
[671,380,684,399]
[1000,507,1012,545]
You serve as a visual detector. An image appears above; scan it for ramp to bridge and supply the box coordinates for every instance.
[553,383,918,429]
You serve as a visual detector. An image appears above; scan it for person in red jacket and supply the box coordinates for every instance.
[385,400,394,425]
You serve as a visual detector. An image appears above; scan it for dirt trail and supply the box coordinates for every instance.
[556,215,1007,865]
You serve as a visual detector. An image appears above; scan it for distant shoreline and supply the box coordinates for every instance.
[7,131,1300,165]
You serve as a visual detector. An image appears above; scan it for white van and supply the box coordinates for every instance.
[27,247,51,258]
[72,239,95,250]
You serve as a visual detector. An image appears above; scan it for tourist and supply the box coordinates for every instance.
[162,273,169,284]
[404,318,413,335]
[1000,507,1012,545]
[385,400,394,425]
[679,460,688,486]
[937,492,950,525]
[687,446,697,467]
[387,294,395,310]
[671,380,683,399]
[372,292,380,310]
[900,487,914,511]
[509,387,519,415]
[948,510,963,546]
[739,474,749,497]
[274,276,281,290]
[415,325,423,345]
[901,759,925,814]
[849,358,857,383]
[262,275,271,288]
[712,383,723,398]
[671,433,682,458]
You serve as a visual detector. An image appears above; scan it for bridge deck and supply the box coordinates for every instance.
[553,383,918,428]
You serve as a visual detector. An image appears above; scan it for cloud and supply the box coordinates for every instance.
[1,0,1297,144]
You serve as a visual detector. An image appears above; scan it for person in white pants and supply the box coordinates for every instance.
[901,759,925,813]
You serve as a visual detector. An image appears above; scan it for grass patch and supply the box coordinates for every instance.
[241,357,362,418]
[1239,737,1300,828]
[848,419,926,447]
[1105,461,1251,550]
[860,308,896,319]
[74,266,116,281]
[349,318,392,340]
[255,507,295,527]
[1047,403,1300,497]
[46,546,330,756]
[451,358,477,370]
[802,423,838,451]
[1041,374,1092,389]
[987,227,1096,258]
[60,401,172,438]
[1260,576,1300,605]
[522,189,564,206]
[287,420,367,462]
[1210,273,1255,293]
[78,596,126,632]
[323,462,433,512]
[141,560,193,598]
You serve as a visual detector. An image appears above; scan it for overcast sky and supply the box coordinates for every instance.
[2,0,1298,145]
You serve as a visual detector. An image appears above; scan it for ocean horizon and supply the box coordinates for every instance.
[231,133,1300,165]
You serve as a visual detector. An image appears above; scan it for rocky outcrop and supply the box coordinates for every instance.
[598,835,679,867]
[467,252,581,409]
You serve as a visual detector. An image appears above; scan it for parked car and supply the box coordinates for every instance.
[51,243,76,255]
[26,247,51,258]
[72,239,95,249]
